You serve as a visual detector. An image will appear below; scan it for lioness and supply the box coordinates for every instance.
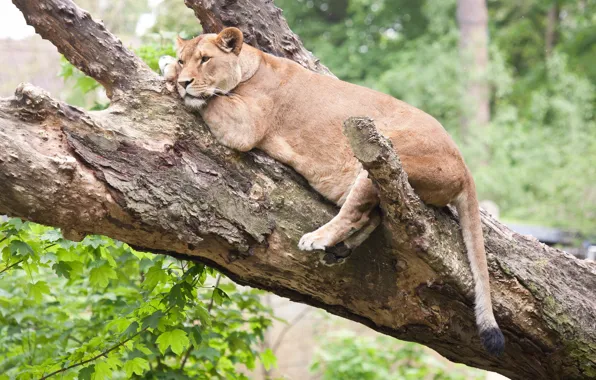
[160,27,504,355]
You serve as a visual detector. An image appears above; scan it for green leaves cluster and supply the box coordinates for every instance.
[310,330,484,380]
[0,218,275,379]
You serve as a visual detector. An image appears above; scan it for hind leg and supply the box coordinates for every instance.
[299,170,379,251]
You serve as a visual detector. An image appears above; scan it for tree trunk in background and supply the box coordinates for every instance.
[545,1,560,57]
[3,0,596,378]
[457,0,490,138]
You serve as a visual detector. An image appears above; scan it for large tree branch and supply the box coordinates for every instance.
[2,1,596,379]
[11,0,158,97]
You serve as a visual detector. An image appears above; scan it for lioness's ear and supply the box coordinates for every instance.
[175,35,185,50]
[215,27,243,55]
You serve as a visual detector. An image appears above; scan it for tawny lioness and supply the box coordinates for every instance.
[160,27,504,355]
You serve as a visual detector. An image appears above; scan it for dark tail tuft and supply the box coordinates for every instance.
[480,327,505,356]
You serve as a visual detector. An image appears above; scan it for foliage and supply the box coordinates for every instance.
[0,218,274,379]
[59,57,106,110]
[310,330,484,380]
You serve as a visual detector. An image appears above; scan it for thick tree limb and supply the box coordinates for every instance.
[2,1,596,379]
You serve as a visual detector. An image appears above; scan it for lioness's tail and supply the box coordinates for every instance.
[454,177,504,356]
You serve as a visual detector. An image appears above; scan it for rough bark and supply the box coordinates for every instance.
[2,0,596,378]
[457,0,490,136]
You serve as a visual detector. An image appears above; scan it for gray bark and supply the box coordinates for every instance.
[2,0,596,378]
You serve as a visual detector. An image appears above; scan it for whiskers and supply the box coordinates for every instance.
[212,88,230,97]
[186,85,232,100]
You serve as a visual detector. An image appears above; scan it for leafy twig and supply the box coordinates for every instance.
[180,273,222,370]
[40,327,149,379]
[0,259,24,275]
[0,242,56,276]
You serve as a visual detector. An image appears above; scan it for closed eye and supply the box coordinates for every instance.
[201,56,211,64]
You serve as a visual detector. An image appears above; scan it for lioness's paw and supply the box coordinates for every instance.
[159,55,177,79]
[298,231,333,251]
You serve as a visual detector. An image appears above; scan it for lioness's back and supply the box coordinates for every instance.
[259,52,468,206]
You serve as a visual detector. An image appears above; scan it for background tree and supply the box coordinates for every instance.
[457,0,490,135]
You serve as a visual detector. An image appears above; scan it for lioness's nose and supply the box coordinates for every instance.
[178,78,194,89]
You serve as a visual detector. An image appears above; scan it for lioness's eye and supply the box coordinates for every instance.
[201,56,211,64]
[178,59,184,65]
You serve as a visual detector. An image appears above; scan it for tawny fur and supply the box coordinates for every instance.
[162,28,504,355]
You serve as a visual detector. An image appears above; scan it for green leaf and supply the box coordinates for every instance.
[155,329,189,355]
[141,310,164,330]
[52,261,72,279]
[166,283,186,308]
[7,218,24,230]
[228,333,249,353]
[28,281,50,303]
[195,304,212,327]
[135,343,153,356]
[78,366,94,380]
[143,263,168,290]
[213,287,230,306]
[83,235,106,249]
[123,357,149,377]
[260,348,277,371]
[123,321,139,337]
[9,240,34,256]
[91,360,112,380]
[107,318,130,334]
[22,260,39,277]
[89,264,117,288]
[189,326,203,347]
[56,248,80,262]
[100,247,117,267]
[40,229,63,242]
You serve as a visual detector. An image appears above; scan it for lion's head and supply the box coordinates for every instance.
[175,28,244,109]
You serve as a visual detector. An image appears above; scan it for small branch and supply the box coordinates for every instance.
[342,116,423,223]
[40,327,149,380]
[207,274,223,313]
[0,259,24,275]
[271,307,311,353]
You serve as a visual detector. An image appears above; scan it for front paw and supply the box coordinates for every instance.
[159,55,177,80]
[298,230,333,251]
